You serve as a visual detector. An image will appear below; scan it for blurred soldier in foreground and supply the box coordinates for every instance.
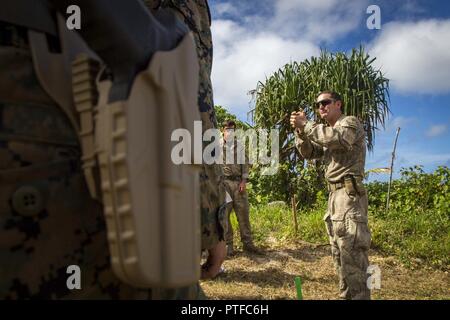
[222,120,261,256]
[290,91,371,300]
[144,0,226,297]
[0,0,225,299]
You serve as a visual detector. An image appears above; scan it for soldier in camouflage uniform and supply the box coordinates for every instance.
[147,0,227,290]
[222,120,260,256]
[291,91,371,300]
[0,0,225,299]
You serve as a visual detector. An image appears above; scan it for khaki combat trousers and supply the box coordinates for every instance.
[324,187,371,300]
[223,179,253,248]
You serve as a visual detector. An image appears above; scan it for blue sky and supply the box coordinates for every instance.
[208,0,450,181]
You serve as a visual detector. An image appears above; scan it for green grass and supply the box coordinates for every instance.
[369,208,450,269]
[228,202,449,270]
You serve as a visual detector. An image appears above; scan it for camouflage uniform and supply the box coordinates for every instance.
[222,138,254,251]
[148,0,226,298]
[0,23,153,299]
[146,0,225,250]
[0,0,222,299]
[295,114,371,300]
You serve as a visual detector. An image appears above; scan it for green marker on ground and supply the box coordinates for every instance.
[295,276,303,300]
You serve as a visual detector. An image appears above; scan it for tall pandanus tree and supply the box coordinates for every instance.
[251,47,390,205]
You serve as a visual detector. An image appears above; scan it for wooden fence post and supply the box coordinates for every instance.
[292,194,298,234]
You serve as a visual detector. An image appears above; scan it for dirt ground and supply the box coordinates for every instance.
[200,240,450,300]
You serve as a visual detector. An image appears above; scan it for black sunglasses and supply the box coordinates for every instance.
[315,99,335,108]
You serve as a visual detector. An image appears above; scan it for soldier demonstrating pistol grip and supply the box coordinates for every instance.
[291,91,371,300]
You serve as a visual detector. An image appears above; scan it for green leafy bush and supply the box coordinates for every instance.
[229,166,450,269]
[366,166,450,268]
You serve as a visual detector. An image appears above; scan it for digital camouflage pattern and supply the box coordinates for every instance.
[223,180,253,250]
[222,137,250,180]
[0,36,154,299]
[149,0,226,250]
[222,138,254,251]
[295,115,371,300]
[0,0,220,299]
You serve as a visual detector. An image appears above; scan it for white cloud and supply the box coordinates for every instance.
[270,0,369,42]
[209,0,370,115]
[211,0,369,42]
[369,19,450,94]
[426,124,448,137]
[213,2,238,16]
[211,20,319,114]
